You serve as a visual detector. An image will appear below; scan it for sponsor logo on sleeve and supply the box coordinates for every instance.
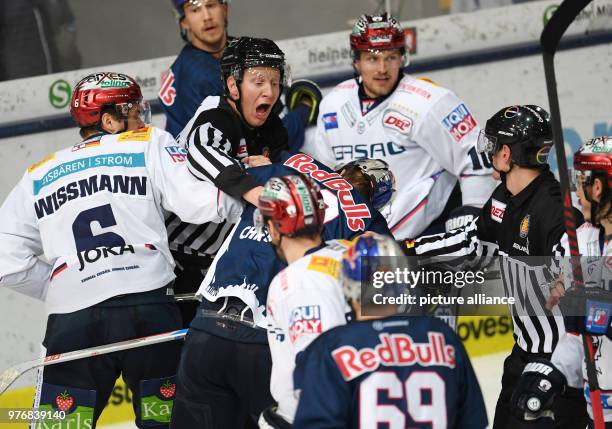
[117,127,152,142]
[28,153,56,172]
[586,301,612,335]
[322,112,339,130]
[382,110,413,135]
[159,70,177,106]
[165,146,188,163]
[288,305,322,342]
[307,255,340,279]
[442,103,477,142]
[490,199,506,223]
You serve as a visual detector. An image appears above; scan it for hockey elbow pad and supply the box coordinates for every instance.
[286,79,322,125]
[510,358,567,422]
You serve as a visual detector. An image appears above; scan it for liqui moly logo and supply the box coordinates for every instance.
[284,154,372,232]
[332,332,456,381]
[442,103,477,142]
[288,305,322,342]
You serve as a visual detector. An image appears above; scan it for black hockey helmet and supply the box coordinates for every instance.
[220,37,289,93]
[477,105,553,168]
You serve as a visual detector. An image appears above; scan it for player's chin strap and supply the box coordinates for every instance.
[496,161,514,185]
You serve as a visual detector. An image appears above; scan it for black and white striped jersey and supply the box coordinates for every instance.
[165,211,234,259]
[166,95,288,267]
[177,95,289,198]
[409,169,568,354]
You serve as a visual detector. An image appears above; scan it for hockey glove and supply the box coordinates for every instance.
[286,79,322,125]
[258,405,292,429]
[510,358,567,422]
[444,205,481,233]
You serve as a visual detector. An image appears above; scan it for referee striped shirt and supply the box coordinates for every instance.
[410,170,568,354]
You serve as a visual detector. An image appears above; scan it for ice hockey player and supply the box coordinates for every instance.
[404,104,587,429]
[292,233,488,428]
[259,174,380,428]
[170,158,391,428]
[511,137,612,428]
[0,72,243,428]
[161,0,317,149]
[309,12,494,240]
[258,177,353,428]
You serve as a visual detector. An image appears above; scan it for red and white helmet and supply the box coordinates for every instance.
[70,72,147,128]
[573,136,612,224]
[256,175,326,237]
[574,136,612,179]
[350,13,405,58]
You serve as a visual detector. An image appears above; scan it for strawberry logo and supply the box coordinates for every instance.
[55,390,74,412]
[159,381,176,399]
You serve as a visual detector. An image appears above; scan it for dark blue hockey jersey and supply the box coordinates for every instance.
[159,44,222,138]
[194,152,390,333]
[293,316,488,429]
[159,43,307,150]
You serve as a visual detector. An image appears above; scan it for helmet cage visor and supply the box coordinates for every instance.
[114,100,151,126]
[477,130,500,155]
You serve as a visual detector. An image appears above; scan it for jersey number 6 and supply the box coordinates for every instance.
[72,204,126,253]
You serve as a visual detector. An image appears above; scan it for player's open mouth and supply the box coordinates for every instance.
[255,103,271,118]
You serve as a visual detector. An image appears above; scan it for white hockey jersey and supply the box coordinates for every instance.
[266,240,352,422]
[551,223,612,422]
[307,75,495,240]
[0,127,242,314]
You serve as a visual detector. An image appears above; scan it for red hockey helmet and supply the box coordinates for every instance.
[257,175,326,237]
[70,72,144,128]
[350,13,405,58]
[573,136,612,224]
[573,136,612,179]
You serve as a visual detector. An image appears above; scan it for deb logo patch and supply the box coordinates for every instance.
[165,146,188,163]
[491,198,506,223]
[585,300,612,335]
[442,103,477,142]
[288,305,322,343]
[323,112,338,130]
[382,110,413,135]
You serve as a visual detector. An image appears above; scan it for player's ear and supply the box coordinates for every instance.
[353,59,362,75]
[100,112,120,134]
[227,76,240,100]
[179,16,190,33]
[266,220,279,239]
[593,177,604,202]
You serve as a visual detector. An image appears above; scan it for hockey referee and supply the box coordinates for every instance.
[406,105,587,429]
